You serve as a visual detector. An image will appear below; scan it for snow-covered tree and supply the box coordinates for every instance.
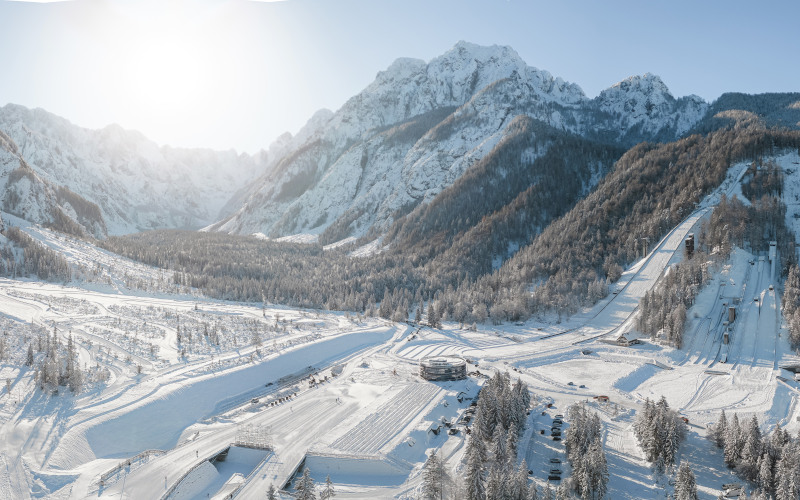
[464,436,487,500]
[295,467,317,500]
[724,413,743,468]
[320,475,335,500]
[485,463,506,500]
[422,450,447,500]
[757,452,774,495]
[527,482,540,500]
[674,461,698,500]
[633,397,686,473]
[507,461,528,500]
[491,426,508,465]
[711,410,728,448]
[739,415,763,480]
[266,483,277,500]
[775,442,799,500]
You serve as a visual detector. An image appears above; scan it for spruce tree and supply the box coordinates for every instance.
[527,482,540,500]
[319,475,335,500]
[464,436,487,500]
[713,410,728,448]
[674,461,698,500]
[422,450,444,500]
[724,413,742,468]
[295,468,317,500]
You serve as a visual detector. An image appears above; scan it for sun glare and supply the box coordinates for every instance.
[126,35,207,115]
[101,1,235,143]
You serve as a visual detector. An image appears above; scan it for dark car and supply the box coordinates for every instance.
[553,436,562,441]
[548,475,561,481]
[550,458,561,464]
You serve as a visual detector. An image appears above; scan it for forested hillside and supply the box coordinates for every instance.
[444,124,800,321]
[102,117,800,325]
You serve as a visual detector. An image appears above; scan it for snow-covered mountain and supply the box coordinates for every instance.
[0,42,713,242]
[0,104,265,236]
[210,41,709,241]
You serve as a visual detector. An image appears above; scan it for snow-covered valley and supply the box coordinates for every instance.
[0,154,799,499]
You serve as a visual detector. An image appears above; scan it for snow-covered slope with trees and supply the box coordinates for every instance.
[210,41,709,241]
[0,104,264,236]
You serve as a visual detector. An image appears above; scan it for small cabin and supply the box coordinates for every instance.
[616,333,641,346]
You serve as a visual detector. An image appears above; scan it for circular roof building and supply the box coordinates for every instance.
[420,355,467,381]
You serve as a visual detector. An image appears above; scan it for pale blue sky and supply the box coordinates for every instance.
[0,0,797,153]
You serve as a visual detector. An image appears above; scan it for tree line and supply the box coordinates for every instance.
[710,411,799,499]
[100,126,800,326]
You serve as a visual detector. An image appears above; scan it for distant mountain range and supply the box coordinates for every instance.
[0,41,798,242]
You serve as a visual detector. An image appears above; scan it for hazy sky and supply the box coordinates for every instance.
[0,0,798,154]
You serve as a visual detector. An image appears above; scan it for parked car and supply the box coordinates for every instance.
[548,475,561,481]
[550,458,561,464]
[550,469,562,475]
[553,436,562,441]
[555,414,564,419]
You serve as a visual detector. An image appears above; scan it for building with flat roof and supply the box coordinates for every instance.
[420,355,467,381]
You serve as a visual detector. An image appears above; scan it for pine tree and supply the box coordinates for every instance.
[320,475,335,500]
[757,452,773,495]
[724,413,742,468]
[491,426,507,465]
[465,436,487,500]
[508,461,528,500]
[267,483,277,500]
[485,463,506,500]
[527,482,540,500]
[25,343,34,367]
[589,437,609,499]
[775,443,799,500]
[295,467,317,500]
[422,450,444,500]
[740,415,763,480]
[506,422,519,462]
[713,410,728,448]
[674,461,698,500]
[428,305,442,329]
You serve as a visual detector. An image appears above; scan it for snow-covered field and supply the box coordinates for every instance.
[0,154,799,499]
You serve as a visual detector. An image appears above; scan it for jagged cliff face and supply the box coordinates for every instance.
[0,42,714,241]
[210,42,708,241]
[0,104,264,236]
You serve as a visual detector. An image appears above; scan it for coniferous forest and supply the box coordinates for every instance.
[101,123,800,325]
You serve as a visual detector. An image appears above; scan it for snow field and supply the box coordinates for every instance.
[330,383,441,455]
[303,453,411,486]
[2,155,800,498]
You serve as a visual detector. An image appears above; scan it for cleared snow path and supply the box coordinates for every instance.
[330,383,441,455]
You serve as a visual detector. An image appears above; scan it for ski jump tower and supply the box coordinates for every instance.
[769,241,777,280]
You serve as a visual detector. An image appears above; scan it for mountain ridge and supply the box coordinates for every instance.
[211,41,709,242]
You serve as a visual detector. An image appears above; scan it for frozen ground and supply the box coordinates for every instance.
[0,155,799,499]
